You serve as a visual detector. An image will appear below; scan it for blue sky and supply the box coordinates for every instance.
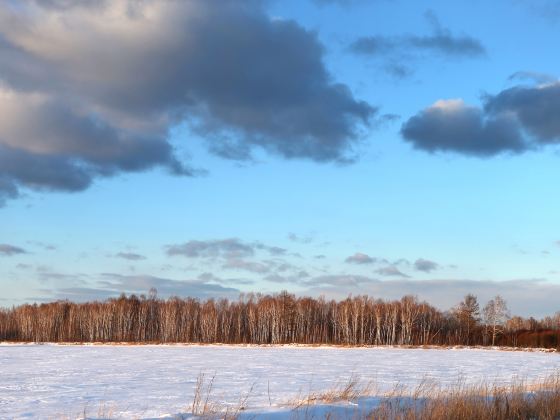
[1,0,559,316]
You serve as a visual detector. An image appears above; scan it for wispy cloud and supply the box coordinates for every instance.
[376,265,411,278]
[166,239,256,259]
[345,252,377,264]
[0,244,27,256]
[288,233,314,244]
[166,238,287,259]
[414,258,439,273]
[349,11,486,78]
[115,252,147,261]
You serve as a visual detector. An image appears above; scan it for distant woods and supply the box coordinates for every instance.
[1,291,559,348]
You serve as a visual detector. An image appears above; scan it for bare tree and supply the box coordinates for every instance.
[483,295,509,346]
[1,291,557,348]
[454,294,480,345]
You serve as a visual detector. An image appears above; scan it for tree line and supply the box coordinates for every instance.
[0,290,559,348]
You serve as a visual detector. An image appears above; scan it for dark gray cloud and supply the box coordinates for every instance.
[401,99,526,156]
[0,0,374,205]
[414,258,439,273]
[350,32,485,58]
[345,252,377,264]
[0,243,27,256]
[0,144,91,193]
[349,12,485,77]
[402,81,560,156]
[115,252,146,261]
[485,83,560,142]
[0,64,195,201]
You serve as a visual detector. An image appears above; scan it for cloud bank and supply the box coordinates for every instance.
[36,272,560,317]
[305,276,560,318]
[40,274,241,302]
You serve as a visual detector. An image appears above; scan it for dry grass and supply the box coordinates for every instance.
[55,400,119,420]
[177,372,254,420]
[191,372,217,416]
[289,374,376,408]
[371,375,560,420]
[298,374,560,420]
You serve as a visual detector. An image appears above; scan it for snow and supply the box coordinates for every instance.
[1,344,560,419]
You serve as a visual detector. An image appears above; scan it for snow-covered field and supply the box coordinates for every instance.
[1,344,560,419]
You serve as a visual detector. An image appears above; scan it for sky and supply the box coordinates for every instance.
[1,0,560,317]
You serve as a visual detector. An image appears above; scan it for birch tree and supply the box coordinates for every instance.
[483,295,509,346]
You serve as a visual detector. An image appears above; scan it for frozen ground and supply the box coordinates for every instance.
[1,344,560,419]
